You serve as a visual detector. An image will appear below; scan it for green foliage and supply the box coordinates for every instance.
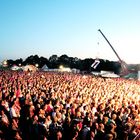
[6,54,121,73]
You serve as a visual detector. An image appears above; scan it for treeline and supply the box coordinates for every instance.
[6,54,121,74]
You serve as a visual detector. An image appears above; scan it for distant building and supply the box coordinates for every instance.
[138,71,140,80]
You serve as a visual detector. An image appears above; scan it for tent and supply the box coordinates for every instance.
[41,64,49,71]
[101,73,120,78]
[11,65,21,71]
[22,65,38,72]
[100,71,120,78]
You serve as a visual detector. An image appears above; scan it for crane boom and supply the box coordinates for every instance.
[98,29,128,75]
[98,29,122,63]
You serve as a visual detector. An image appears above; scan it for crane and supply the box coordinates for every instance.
[98,29,128,75]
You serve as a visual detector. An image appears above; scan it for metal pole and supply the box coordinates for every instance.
[98,29,122,63]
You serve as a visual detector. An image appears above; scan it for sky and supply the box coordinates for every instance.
[0,0,140,64]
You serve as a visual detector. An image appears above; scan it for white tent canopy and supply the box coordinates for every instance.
[101,73,120,78]
[22,65,38,72]
[100,71,120,78]
[11,65,21,71]
[41,64,48,71]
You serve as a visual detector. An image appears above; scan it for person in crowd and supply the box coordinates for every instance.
[0,70,139,140]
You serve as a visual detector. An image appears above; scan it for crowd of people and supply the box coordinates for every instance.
[0,70,140,140]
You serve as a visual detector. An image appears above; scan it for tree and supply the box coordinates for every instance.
[49,55,59,68]
[39,56,50,68]
[23,55,40,66]
[23,55,34,65]
[81,58,94,71]
[15,58,23,66]
[7,59,14,67]
[58,54,70,67]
